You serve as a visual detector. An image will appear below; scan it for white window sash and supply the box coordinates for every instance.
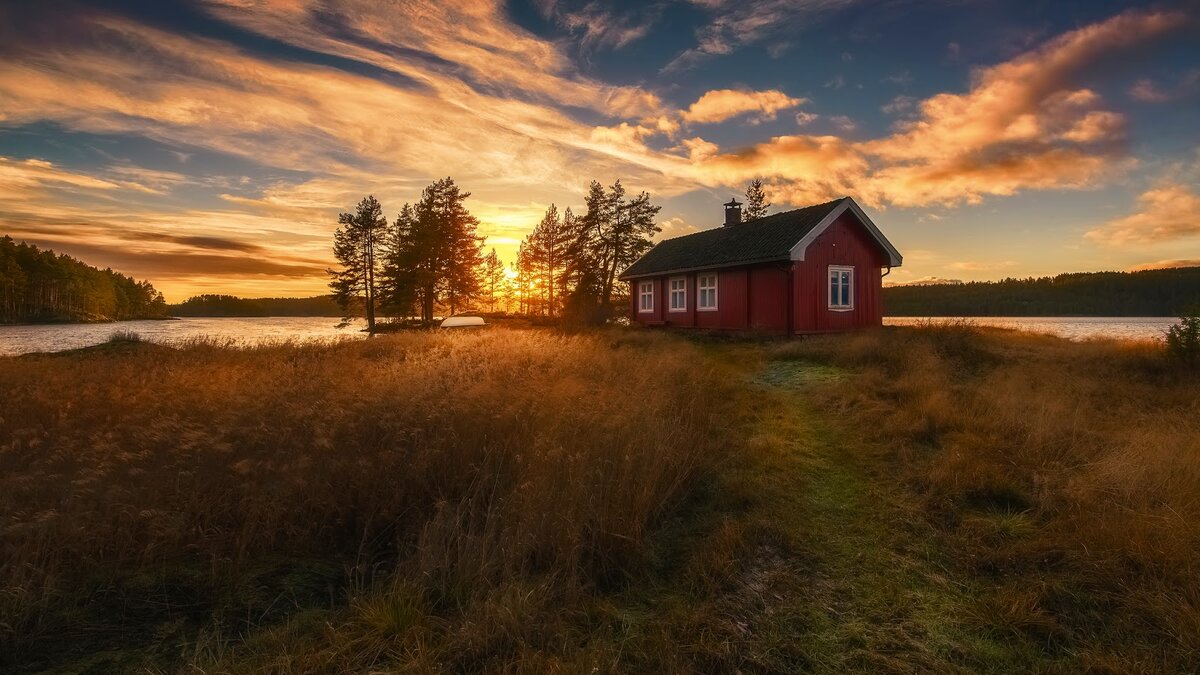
[668,277,687,312]
[638,281,654,313]
[828,266,854,310]
[697,274,718,311]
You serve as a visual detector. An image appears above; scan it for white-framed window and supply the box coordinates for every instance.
[828,265,854,311]
[668,277,687,312]
[697,273,718,311]
[638,280,654,313]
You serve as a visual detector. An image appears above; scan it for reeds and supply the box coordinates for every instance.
[0,328,731,668]
[777,324,1200,669]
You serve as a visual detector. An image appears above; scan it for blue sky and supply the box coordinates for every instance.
[0,0,1197,299]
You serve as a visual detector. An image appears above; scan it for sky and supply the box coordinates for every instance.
[0,0,1198,300]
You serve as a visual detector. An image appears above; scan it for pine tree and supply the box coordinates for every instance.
[406,177,486,322]
[745,178,770,220]
[561,180,660,322]
[481,248,505,314]
[328,195,385,331]
[521,204,574,317]
[378,203,420,320]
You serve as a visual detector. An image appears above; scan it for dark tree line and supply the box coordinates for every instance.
[884,267,1200,317]
[170,294,342,317]
[329,177,664,326]
[0,236,167,324]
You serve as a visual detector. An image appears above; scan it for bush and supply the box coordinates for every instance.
[1165,311,1200,367]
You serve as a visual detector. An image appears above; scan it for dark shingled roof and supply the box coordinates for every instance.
[620,197,848,279]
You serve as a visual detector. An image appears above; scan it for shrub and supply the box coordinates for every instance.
[106,329,142,343]
[1165,310,1200,367]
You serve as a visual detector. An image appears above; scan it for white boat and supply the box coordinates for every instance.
[440,314,486,328]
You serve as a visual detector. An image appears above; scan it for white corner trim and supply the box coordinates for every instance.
[789,198,903,267]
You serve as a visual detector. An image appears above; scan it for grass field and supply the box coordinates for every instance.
[2,324,1197,672]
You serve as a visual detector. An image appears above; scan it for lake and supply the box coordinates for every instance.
[0,316,1178,356]
[884,316,1176,341]
[0,317,365,356]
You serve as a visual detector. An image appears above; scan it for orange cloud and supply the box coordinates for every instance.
[1129,259,1200,271]
[684,9,1188,208]
[682,89,806,124]
[1086,184,1200,246]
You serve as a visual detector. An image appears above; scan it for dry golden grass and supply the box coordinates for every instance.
[0,328,732,670]
[774,323,1200,670]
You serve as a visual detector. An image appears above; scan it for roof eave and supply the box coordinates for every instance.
[619,255,792,280]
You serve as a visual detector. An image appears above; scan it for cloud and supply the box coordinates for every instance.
[948,260,1016,271]
[794,111,818,126]
[885,276,963,287]
[657,216,699,239]
[662,0,859,73]
[1129,78,1171,102]
[1086,183,1200,245]
[550,2,660,52]
[681,89,806,124]
[685,9,1190,208]
[881,95,917,116]
[1129,259,1200,272]
[1128,70,1200,103]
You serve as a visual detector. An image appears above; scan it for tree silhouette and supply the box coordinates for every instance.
[480,248,505,314]
[744,178,770,220]
[328,195,386,331]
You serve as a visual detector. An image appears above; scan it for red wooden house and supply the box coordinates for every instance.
[620,196,902,334]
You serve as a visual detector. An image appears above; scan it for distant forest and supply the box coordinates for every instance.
[169,294,342,317]
[885,267,1200,316]
[0,236,167,324]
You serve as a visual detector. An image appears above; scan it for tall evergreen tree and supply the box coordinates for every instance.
[521,204,574,316]
[601,180,661,307]
[378,203,420,319]
[745,178,770,220]
[561,180,660,321]
[480,248,505,314]
[406,177,485,322]
[327,195,385,331]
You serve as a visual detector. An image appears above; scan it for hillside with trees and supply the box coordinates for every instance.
[0,236,167,324]
[169,294,342,317]
[884,267,1200,316]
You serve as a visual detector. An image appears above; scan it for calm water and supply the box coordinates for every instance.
[0,317,366,356]
[0,316,1178,356]
[884,316,1176,342]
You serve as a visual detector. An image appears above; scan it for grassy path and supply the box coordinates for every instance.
[622,351,1032,672]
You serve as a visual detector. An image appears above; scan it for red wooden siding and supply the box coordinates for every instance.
[792,211,887,333]
[628,210,889,334]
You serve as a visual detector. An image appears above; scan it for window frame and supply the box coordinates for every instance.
[638,280,655,313]
[828,265,855,311]
[668,276,687,312]
[697,273,719,311]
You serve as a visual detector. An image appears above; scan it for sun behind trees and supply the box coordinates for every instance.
[328,178,661,327]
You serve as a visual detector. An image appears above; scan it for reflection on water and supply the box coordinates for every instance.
[884,316,1174,342]
[0,315,1178,356]
[0,317,365,356]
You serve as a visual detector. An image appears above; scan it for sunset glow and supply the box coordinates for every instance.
[0,1,1197,300]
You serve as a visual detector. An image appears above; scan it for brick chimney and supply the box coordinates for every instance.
[723,198,742,226]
